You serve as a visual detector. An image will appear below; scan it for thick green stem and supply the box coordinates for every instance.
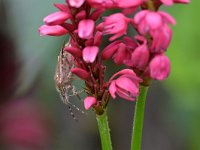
[96,111,112,150]
[131,86,149,150]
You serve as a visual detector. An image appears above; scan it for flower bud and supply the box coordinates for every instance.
[39,25,68,36]
[43,11,71,25]
[71,68,89,80]
[109,69,141,101]
[67,0,85,8]
[82,46,99,63]
[101,40,122,60]
[78,19,95,39]
[149,54,171,80]
[76,10,86,20]
[115,0,142,8]
[131,44,149,69]
[104,13,129,41]
[94,31,103,46]
[64,47,82,58]
[54,3,69,12]
[160,0,190,6]
[84,97,97,110]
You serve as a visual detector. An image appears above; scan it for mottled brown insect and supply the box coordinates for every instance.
[55,42,83,120]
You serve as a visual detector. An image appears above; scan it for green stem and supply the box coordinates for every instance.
[131,86,149,150]
[96,111,112,150]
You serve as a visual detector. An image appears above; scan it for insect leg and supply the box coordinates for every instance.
[69,86,83,100]
[63,91,85,114]
[67,105,78,122]
[67,102,85,114]
[60,92,79,120]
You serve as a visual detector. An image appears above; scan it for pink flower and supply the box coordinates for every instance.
[76,10,86,20]
[43,11,71,25]
[132,44,149,68]
[67,0,85,8]
[64,46,82,58]
[114,0,142,8]
[101,40,122,59]
[124,36,149,69]
[89,9,105,21]
[71,68,89,80]
[134,11,175,51]
[127,44,149,69]
[149,54,171,80]
[94,31,103,46]
[78,19,95,39]
[160,0,190,6]
[109,69,141,101]
[54,3,69,12]
[82,46,99,63]
[102,41,131,65]
[39,25,68,36]
[103,13,130,41]
[134,10,176,35]
[150,24,172,53]
[111,43,130,65]
[87,0,115,8]
[84,96,97,110]
[123,36,138,49]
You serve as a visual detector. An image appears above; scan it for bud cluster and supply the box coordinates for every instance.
[39,0,189,114]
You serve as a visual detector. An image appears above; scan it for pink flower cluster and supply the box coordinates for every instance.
[39,0,189,112]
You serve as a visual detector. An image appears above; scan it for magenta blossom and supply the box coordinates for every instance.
[150,24,172,53]
[67,0,85,8]
[84,96,97,110]
[134,10,175,51]
[82,46,99,63]
[71,68,89,80]
[87,0,115,8]
[64,46,82,58]
[39,25,68,36]
[109,69,142,101]
[127,44,149,69]
[39,0,189,116]
[134,10,176,35]
[54,3,69,12]
[102,41,131,65]
[78,19,95,39]
[124,36,149,69]
[114,0,142,8]
[160,0,190,6]
[149,54,171,80]
[43,11,71,25]
[103,13,130,41]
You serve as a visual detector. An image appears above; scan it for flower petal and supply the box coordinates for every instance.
[67,0,85,8]
[71,68,89,80]
[115,77,139,96]
[83,46,99,63]
[39,25,68,36]
[43,11,71,25]
[84,97,97,110]
[78,19,95,39]
[109,81,117,99]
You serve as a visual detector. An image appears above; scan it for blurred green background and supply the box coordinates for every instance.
[0,0,199,150]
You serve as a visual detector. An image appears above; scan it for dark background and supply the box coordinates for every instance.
[0,0,199,150]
